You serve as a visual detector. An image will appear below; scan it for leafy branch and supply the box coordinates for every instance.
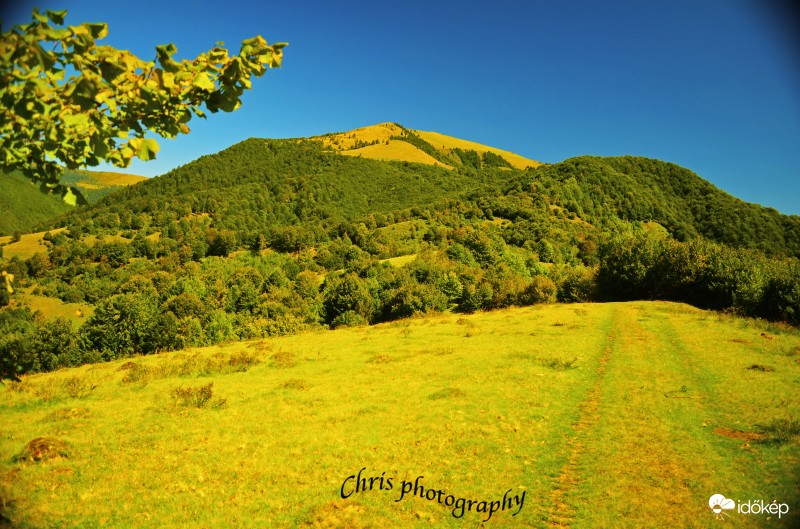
[0,8,287,204]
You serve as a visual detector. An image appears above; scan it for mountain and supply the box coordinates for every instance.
[3,122,800,379]
[0,169,146,236]
[40,123,799,258]
[316,122,541,170]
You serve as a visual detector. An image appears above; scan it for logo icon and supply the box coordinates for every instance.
[709,494,736,520]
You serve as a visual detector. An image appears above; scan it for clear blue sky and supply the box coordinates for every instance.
[3,0,800,214]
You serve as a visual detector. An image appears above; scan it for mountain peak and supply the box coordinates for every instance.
[311,122,540,170]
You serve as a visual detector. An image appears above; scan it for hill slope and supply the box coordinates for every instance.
[36,125,799,258]
[317,122,540,170]
[1,302,797,528]
[0,172,71,236]
[0,169,146,236]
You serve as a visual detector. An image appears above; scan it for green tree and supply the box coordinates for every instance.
[322,273,375,326]
[1,8,286,203]
[80,292,161,360]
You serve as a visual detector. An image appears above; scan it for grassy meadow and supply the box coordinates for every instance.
[0,301,798,528]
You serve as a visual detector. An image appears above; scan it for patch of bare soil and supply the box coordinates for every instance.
[712,427,765,441]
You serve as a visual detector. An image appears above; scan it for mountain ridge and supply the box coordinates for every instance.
[313,122,541,170]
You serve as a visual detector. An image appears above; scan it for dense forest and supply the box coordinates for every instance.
[2,133,799,377]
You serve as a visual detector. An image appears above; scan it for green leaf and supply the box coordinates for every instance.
[32,9,48,24]
[85,22,108,40]
[192,72,215,91]
[131,137,160,161]
[46,10,67,25]
[61,186,79,206]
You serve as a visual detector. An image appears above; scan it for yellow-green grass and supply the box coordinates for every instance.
[0,228,67,260]
[414,129,542,170]
[340,140,453,168]
[74,170,147,188]
[318,123,539,171]
[1,302,798,528]
[12,289,93,327]
[319,122,404,151]
[380,254,418,267]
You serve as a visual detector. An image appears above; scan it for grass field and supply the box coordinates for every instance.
[414,130,541,170]
[0,302,798,528]
[340,140,452,168]
[0,229,67,261]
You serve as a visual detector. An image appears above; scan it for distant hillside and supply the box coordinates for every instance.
[60,169,147,203]
[0,169,146,236]
[47,137,506,237]
[316,122,540,170]
[0,172,71,236]
[38,126,800,259]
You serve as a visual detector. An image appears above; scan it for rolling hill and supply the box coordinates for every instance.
[37,123,800,259]
[2,125,798,529]
[0,169,146,236]
[316,122,540,170]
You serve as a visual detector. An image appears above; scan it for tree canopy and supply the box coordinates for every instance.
[0,8,286,204]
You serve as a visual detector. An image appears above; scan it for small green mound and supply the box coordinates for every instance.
[428,387,466,400]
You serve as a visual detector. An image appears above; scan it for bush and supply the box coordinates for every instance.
[458,282,493,313]
[80,293,162,360]
[171,383,226,408]
[557,266,597,302]
[32,317,81,371]
[322,273,375,325]
[0,307,37,376]
[382,283,448,320]
[520,275,557,304]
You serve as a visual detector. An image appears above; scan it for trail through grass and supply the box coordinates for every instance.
[0,302,797,528]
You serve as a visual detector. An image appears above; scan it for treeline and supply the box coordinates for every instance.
[33,140,800,260]
[597,233,800,325]
[4,138,800,378]
[1,225,594,377]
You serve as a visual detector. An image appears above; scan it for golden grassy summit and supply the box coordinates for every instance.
[315,122,540,170]
[414,129,541,170]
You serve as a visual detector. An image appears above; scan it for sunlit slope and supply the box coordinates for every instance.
[70,169,147,189]
[340,139,452,168]
[316,122,539,170]
[318,122,403,150]
[0,302,797,528]
[414,129,541,169]
[0,228,67,260]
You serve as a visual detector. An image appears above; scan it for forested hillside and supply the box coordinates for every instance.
[0,172,71,236]
[2,127,799,378]
[1,168,146,236]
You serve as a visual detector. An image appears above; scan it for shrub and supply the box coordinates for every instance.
[382,283,448,320]
[322,273,375,325]
[80,293,162,360]
[171,383,226,408]
[557,266,597,302]
[32,317,81,371]
[520,275,557,304]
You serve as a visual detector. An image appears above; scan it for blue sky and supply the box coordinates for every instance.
[3,0,799,214]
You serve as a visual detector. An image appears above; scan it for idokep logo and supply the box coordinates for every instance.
[709,494,735,520]
[709,494,790,520]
